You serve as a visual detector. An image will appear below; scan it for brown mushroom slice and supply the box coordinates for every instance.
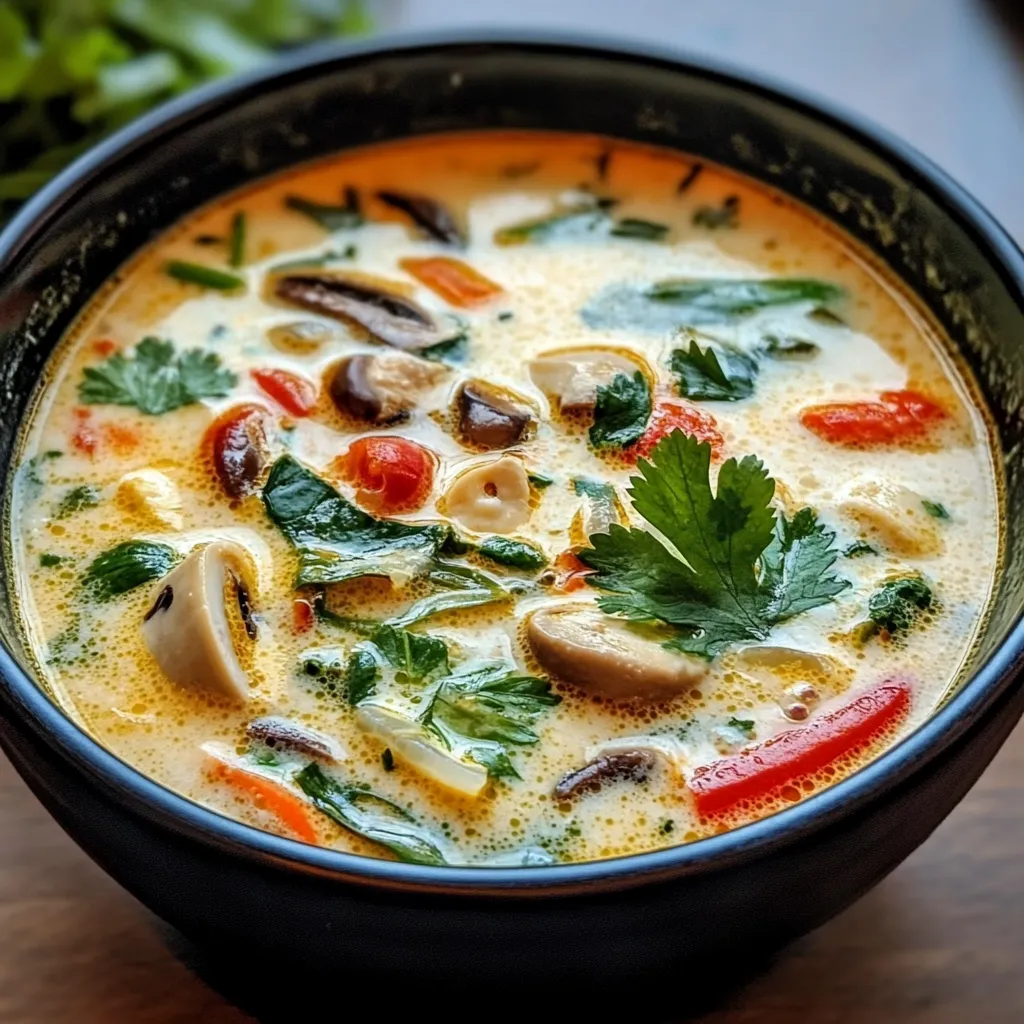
[273,272,459,351]
[529,347,651,412]
[141,541,257,703]
[455,379,534,449]
[376,190,465,246]
[553,750,658,801]
[246,716,345,762]
[328,352,447,424]
[527,604,708,700]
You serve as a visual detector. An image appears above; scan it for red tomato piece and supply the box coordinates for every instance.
[689,679,913,816]
[71,408,98,455]
[399,256,503,308]
[552,550,593,593]
[338,436,435,514]
[252,368,317,418]
[205,404,271,498]
[293,595,315,633]
[627,401,724,463]
[92,338,117,357]
[799,389,946,447]
[104,422,140,454]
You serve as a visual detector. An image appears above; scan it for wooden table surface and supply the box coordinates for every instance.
[2,0,1023,1020]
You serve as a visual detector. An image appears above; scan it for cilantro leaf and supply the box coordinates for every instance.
[295,763,448,866]
[368,625,449,685]
[262,456,447,586]
[669,337,757,401]
[868,575,933,635]
[589,371,652,448]
[78,337,236,415]
[579,432,849,658]
[83,540,179,600]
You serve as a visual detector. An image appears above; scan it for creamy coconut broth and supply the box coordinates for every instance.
[11,133,999,865]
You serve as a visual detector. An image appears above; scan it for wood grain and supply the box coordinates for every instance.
[2,0,1023,1019]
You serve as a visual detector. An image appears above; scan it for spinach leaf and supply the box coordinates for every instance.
[370,625,450,685]
[55,484,101,519]
[83,540,179,600]
[387,563,511,628]
[669,337,757,401]
[78,337,237,415]
[345,648,381,705]
[582,277,844,333]
[589,371,652,448]
[262,456,447,587]
[295,764,448,866]
[477,537,548,571]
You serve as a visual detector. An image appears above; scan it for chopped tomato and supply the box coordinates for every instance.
[689,679,912,816]
[628,401,724,463]
[293,595,316,633]
[103,422,140,454]
[91,338,117,357]
[552,550,593,593]
[799,389,946,447]
[338,436,435,514]
[205,404,271,498]
[252,368,317,418]
[208,755,318,844]
[71,408,98,455]
[400,256,503,308]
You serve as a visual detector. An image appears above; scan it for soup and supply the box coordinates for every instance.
[10,133,999,866]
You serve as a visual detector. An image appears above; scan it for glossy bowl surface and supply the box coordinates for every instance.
[1,31,1023,978]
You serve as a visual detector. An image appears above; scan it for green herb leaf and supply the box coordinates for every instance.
[477,537,548,571]
[368,625,449,686]
[295,763,448,866]
[692,195,740,229]
[589,371,652,448]
[55,484,101,519]
[39,553,65,567]
[843,540,877,558]
[262,456,447,587]
[83,540,179,600]
[579,432,849,658]
[165,260,245,291]
[669,337,757,401]
[78,336,237,415]
[416,331,469,364]
[228,210,246,268]
[345,647,381,705]
[582,277,844,333]
[868,575,933,635]
[762,333,819,360]
[284,189,363,232]
[727,716,755,737]
[527,471,555,489]
[495,203,666,246]
[609,217,670,241]
[387,563,511,628]
[268,245,357,273]
[922,500,950,520]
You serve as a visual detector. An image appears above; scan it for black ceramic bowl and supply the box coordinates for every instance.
[2,32,1023,983]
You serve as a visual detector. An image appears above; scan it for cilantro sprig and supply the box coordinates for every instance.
[579,431,849,657]
[78,337,237,415]
[670,336,757,401]
[589,371,652,448]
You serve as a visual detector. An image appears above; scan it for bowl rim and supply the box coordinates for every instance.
[2,27,1024,897]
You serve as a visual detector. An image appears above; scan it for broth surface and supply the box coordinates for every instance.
[11,132,999,865]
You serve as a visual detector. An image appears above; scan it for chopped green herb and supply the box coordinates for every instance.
[528,471,555,489]
[417,331,469,364]
[670,336,757,401]
[23,449,62,488]
[762,333,820,359]
[295,763,448,866]
[477,537,548,571]
[284,188,363,232]
[228,211,246,268]
[78,336,237,415]
[381,748,395,772]
[727,717,756,738]
[582,277,845,333]
[843,540,877,558]
[165,260,245,291]
[345,647,381,705]
[387,563,511,628]
[609,218,670,241]
[39,553,65,568]
[83,540,179,600]
[660,819,676,834]
[55,484,101,519]
[268,245,357,273]
[867,575,933,635]
[589,371,652,449]
[922,500,950,520]
[808,306,847,326]
[579,433,849,658]
[262,456,448,587]
[497,311,515,322]
[692,195,740,229]
[495,203,667,246]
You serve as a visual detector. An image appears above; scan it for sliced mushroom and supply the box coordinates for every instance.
[141,541,257,703]
[356,704,488,798]
[273,271,459,352]
[455,379,534,449]
[553,750,657,801]
[116,468,183,530]
[442,455,532,534]
[267,320,333,355]
[206,404,271,499]
[529,347,651,413]
[327,352,446,424]
[376,190,465,246]
[839,479,942,557]
[527,604,708,700]
[246,716,345,762]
